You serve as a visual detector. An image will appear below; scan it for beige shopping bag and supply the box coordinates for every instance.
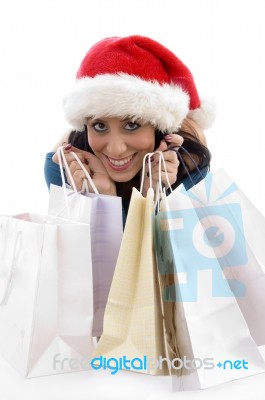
[93,188,168,375]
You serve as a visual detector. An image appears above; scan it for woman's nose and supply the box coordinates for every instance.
[106,134,127,157]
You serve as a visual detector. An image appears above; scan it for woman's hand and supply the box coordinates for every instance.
[142,133,184,195]
[52,145,117,196]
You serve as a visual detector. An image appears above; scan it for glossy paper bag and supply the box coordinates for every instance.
[0,213,94,377]
[155,170,265,389]
[93,188,168,375]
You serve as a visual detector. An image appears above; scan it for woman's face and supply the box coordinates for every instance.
[86,116,155,182]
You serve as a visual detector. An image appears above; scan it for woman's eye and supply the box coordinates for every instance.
[125,122,140,131]
[92,122,107,132]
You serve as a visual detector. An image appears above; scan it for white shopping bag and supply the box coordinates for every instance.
[48,147,123,337]
[155,169,265,390]
[185,168,265,346]
[0,213,95,378]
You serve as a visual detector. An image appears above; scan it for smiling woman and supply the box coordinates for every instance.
[86,117,156,182]
[44,35,213,218]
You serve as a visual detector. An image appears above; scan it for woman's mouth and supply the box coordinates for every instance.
[105,154,136,171]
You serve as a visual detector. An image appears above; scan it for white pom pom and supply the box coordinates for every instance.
[188,97,217,130]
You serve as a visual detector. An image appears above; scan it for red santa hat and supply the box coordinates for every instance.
[62,35,216,133]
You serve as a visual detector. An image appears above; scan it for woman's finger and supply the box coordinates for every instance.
[52,144,87,164]
[156,149,178,165]
[68,160,91,176]
[69,169,87,191]
[164,133,184,148]
[155,139,167,152]
[150,170,177,187]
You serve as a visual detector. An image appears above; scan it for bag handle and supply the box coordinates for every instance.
[69,151,99,194]
[57,146,99,194]
[0,228,22,306]
[140,152,153,193]
[55,146,100,218]
[140,151,172,212]
[140,151,171,195]
[167,146,206,187]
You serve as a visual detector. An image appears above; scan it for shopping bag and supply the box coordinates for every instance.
[155,168,265,389]
[184,168,265,346]
[92,187,168,375]
[0,213,95,378]
[48,147,123,337]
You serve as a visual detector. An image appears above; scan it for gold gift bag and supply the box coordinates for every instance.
[93,187,168,375]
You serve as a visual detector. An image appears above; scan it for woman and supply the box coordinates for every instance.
[44,35,215,216]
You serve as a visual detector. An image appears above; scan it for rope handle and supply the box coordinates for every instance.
[140,151,171,194]
[56,146,99,194]
[166,145,206,187]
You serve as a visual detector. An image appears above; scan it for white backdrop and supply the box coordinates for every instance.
[0,0,265,399]
[0,0,265,216]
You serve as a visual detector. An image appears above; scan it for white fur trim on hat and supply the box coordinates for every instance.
[188,97,217,130]
[62,73,190,133]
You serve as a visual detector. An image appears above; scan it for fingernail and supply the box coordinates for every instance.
[164,135,172,141]
[146,156,154,163]
[63,143,72,151]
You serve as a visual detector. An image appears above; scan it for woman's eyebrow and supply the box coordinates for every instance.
[89,117,106,123]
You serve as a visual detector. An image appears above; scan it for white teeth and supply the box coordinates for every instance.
[108,155,133,167]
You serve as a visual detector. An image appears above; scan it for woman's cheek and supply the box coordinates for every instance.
[87,134,102,152]
[130,135,155,151]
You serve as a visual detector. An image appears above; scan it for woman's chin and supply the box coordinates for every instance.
[108,170,137,183]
